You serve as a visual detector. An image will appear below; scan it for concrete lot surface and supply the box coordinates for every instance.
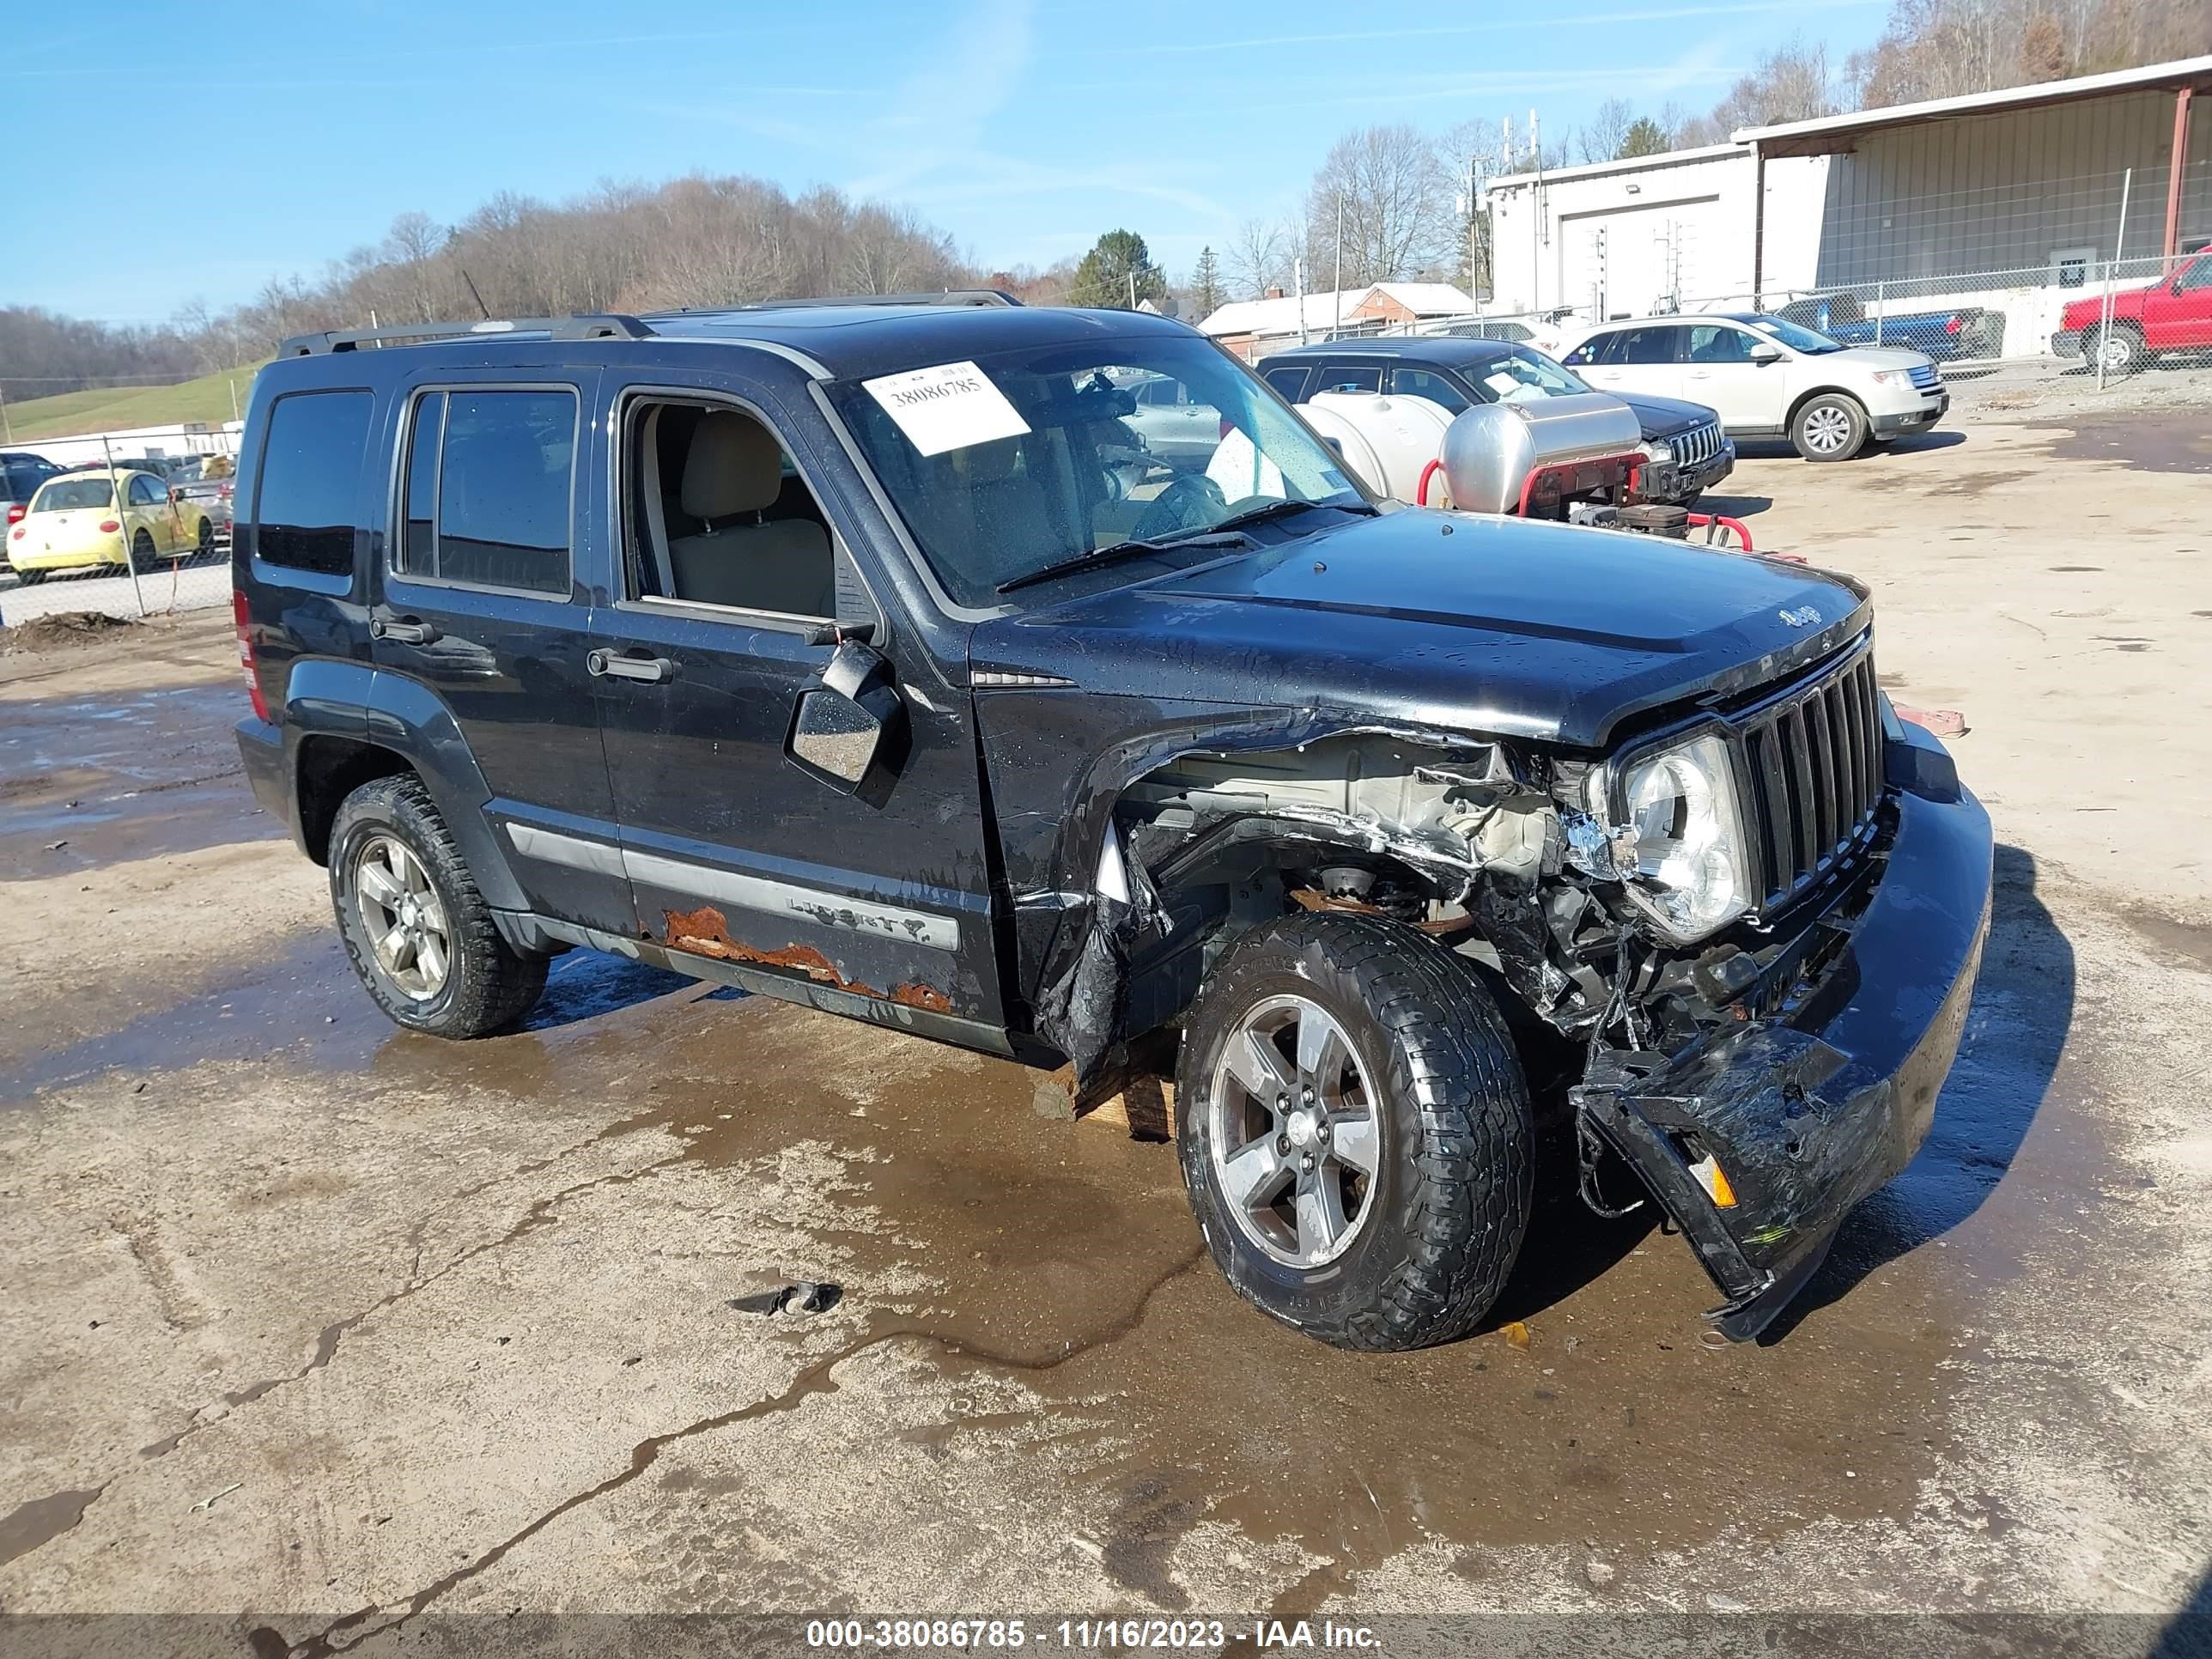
[1,416,2208,1654]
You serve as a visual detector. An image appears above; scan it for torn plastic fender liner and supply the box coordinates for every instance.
[1024,706,1498,1084]
[1571,782,1992,1340]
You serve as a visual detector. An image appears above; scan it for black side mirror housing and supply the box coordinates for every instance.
[786,639,906,798]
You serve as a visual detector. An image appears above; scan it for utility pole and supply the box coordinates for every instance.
[0,385,10,444]
[1332,192,1344,337]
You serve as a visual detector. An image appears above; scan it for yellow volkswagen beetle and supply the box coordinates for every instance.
[6,467,215,586]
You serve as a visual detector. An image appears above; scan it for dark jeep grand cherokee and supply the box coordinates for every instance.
[233,296,1990,1350]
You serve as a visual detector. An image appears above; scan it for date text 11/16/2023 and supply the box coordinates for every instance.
[804,1617,1382,1650]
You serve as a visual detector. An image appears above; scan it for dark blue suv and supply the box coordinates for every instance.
[233,296,1989,1351]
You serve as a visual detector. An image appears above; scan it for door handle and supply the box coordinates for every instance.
[370,616,440,645]
[587,648,672,684]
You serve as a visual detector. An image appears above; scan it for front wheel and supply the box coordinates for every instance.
[1791,392,1869,462]
[2088,325,2143,375]
[329,774,547,1037]
[1176,915,1534,1351]
[15,568,46,586]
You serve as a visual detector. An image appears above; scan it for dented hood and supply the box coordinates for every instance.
[973,507,1870,750]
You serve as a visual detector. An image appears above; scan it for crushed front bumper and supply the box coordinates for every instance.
[1571,721,1992,1340]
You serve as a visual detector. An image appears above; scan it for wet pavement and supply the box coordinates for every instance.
[2,422,2209,1643]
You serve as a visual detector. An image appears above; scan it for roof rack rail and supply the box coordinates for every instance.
[278,314,657,356]
[677,289,1024,315]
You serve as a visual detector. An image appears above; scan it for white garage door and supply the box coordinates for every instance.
[1559,195,1723,319]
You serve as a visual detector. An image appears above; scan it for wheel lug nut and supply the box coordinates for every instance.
[1276,1135,1290,1157]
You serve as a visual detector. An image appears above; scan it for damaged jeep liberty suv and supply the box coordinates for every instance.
[234,295,1991,1349]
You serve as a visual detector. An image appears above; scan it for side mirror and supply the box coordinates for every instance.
[1749,342,1785,364]
[786,639,906,798]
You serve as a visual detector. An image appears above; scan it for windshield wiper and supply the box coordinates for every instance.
[996,530,1248,594]
[1207,496,1374,535]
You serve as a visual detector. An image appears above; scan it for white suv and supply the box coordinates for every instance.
[1556,313,1948,462]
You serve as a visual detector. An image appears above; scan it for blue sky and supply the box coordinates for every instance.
[9,0,1888,324]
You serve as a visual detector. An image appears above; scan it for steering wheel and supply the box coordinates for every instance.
[1131,473,1226,541]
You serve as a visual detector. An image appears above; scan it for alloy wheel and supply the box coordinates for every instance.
[1802,404,1853,454]
[354,835,453,1001]
[1208,993,1382,1267]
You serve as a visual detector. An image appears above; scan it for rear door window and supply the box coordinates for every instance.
[1385,366,1472,412]
[398,387,576,596]
[1310,363,1382,394]
[1261,366,1310,401]
[1613,326,1683,365]
[254,389,374,577]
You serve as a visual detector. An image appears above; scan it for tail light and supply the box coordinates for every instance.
[1945,316,1963,334]
[98,519,120,534]
[5,504,22,525]
[219,482,233,501]
[234,590,270,723]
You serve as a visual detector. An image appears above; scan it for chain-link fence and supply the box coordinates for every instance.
[2,438,236,628]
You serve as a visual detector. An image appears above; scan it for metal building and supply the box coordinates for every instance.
[1482,55,2211,356]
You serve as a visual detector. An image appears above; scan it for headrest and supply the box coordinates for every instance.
[682,412,783,520]
[954,437,1022,486]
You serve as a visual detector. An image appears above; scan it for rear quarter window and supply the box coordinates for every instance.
[253,389,373,578]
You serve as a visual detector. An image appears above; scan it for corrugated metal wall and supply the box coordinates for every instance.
[1814,89,2211,286]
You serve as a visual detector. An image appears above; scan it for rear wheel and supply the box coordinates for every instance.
[1791,392,1869,462]
[329,774,547,1037]
[15,568,46,586]
[196,519,214,558]
[1176,915,1534,1351]
[130,528,155,569]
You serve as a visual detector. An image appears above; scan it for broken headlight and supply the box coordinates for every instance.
[1601,730,1752,943]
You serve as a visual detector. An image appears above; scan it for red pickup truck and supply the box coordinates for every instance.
[2053,247,2212,372]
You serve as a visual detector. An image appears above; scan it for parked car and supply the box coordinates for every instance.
[2051,246,2212,373]
[1436,319,1534,343]
[1559,313,1948,462]
[1776,294,2003,362]
[1257,337,1734,507]
[7,467,215,583]
[233,299,1989,1350]
[2,452,66,571]
[1120,370,1222,469]
[172,463,236,542]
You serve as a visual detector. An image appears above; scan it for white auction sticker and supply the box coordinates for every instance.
[863,361,1030,458]
[1483,371,1522,395]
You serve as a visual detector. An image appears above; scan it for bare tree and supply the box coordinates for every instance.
[1304,125,1461,289]
[1576,98,1637,165]
[1225,216,1295,299]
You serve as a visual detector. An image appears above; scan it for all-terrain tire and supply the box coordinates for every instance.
[1790,392,1869,462]
[328,773,547,1037]
[1176,914,1534,1351]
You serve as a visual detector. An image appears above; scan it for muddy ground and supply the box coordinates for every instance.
[1,415,2209,1654]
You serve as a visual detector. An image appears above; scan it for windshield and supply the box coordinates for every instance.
[1463,345,1593,401]
[34,477,114,512]
[828,334,1368,605]
[1742,314,1844,355]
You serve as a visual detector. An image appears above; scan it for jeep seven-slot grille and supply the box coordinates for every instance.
[1736,650,1885,908]
[1673,419,1724,468]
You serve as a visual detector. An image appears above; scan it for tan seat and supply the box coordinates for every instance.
[667,412,834,617]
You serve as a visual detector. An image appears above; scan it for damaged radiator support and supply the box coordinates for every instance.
[1025,724,1641,1089]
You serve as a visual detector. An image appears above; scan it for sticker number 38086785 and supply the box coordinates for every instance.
[861,360,1032,458]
